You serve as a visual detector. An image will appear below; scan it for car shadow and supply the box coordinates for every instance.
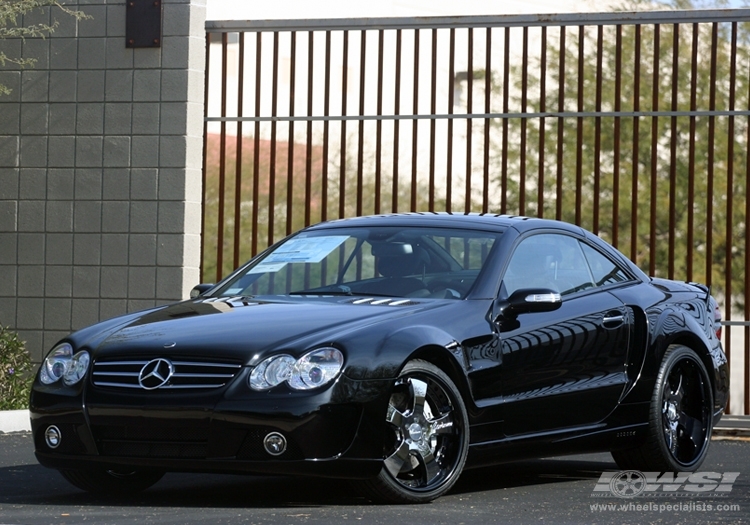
[451,455,618,496]
[0,455,618,508]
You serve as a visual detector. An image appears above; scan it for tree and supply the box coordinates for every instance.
[0,0,89,95]
[491,0,750,306]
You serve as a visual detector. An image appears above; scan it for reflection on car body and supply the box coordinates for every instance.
[31,213,728,503]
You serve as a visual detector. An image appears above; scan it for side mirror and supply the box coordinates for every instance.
[494,288,562,322]
[190,283,215,299]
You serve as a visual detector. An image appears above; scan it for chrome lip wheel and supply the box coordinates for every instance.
[384,374,461,491]
[611,345,714,474]
[660,356,711,465]
[362,360,468,503]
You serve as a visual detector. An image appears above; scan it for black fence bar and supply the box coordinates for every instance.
[630,24,640,263]
[483,26,492,214]
[430,28,438,211]
[286,31,297,237]
[593,25,603,236]
[612,25,622,247]
[555,26,565,222]
[393,29,402,213]
[668,24,679,280]
[411,29,420,213]
[251,33,261,257]
[216,32,228,283]
[746,66,750,413]
[707,23,717,290]
[233,33,245,270]
[575,25,584,226]
[687,23,698,282]
[465,28,474,215]
[537,26,546,219]
[305,31,314,227]
[648,24,659,278]
[357,30,366,218]
[376,30,384,214]
[726,22,738,411]
[519,26,528,216]
[446,28,455,213]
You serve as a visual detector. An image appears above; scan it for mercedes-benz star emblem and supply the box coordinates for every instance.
[138,358,175,390]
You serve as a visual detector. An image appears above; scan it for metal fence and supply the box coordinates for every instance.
[203,9,750,414]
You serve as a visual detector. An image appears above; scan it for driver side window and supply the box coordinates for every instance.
[504,234,594,296]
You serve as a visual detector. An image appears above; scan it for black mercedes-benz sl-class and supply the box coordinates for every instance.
[30,213,728,503]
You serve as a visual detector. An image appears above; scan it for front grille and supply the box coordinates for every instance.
[92,358,242,390]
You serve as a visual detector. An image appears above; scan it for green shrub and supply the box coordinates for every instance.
[0,325,33,411]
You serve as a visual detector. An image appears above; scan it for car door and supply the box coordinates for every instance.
[497,233,633,436]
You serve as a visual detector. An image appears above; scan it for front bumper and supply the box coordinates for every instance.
[31,375,390,480]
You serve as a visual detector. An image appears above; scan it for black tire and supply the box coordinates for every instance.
[60,469,165,495]
[612,344,713,472]
[359,360,469,504]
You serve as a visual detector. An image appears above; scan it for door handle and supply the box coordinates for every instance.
[602,314,625,328]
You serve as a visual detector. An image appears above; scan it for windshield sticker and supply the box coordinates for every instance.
[264,236,349,263]
[247,262,288,274]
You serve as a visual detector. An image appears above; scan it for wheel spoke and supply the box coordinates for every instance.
[414,443,441,484]
[670,369,684,404]
[384,440,412,478]
[386,402,406,428]
[678,413,705,456]
[407,377,429,419]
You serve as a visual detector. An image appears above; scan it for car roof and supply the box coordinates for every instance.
[305,212,585,235]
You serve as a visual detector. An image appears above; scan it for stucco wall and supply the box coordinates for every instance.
[0,0,206,363]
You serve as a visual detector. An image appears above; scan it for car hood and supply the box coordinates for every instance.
[88,296,446,363]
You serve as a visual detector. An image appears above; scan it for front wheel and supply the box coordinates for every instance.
[612,344,713,472]
[60,469,165,495]
[359,360,469,503]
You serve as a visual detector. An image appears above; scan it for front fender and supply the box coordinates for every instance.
[343,324,463,381]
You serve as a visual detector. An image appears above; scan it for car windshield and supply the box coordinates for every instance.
[216,226,500,299]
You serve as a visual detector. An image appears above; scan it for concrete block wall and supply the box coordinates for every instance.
[0,0,206,363]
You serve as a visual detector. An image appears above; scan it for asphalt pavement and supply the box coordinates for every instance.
[1,430,748,525]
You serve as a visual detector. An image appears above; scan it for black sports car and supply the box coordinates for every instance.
[30,213,728,503]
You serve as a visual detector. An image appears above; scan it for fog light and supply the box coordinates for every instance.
[263,432,287,456]
[45,425,61,449]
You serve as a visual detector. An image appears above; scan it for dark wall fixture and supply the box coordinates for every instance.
[126,0,162,48]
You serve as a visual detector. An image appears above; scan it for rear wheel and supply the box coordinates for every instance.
[359,360,469,503]
[60,469,165,495]
[612,344,713,471]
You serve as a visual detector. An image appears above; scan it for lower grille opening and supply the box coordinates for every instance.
[92,425,209,459]
[99,440,207,459]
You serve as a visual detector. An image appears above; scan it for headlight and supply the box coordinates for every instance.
[249,348,344,391]
[249,354,295,390]
[64,350,90,386]
[288,348,344,390]
[39,343,90,386]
